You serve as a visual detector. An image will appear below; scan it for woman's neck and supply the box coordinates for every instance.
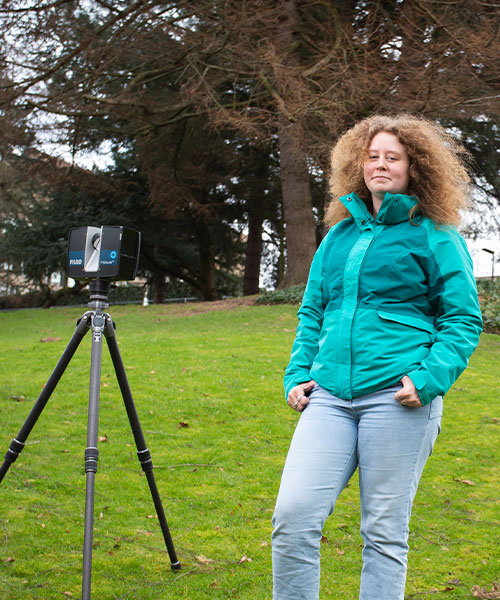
[372,195,382,216]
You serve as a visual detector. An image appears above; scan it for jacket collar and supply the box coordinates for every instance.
[339,192,419,227]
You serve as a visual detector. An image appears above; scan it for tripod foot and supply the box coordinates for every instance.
[170,560,182,572]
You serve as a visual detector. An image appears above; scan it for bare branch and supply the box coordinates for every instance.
[0,0,72,13]
[258,71,296,123]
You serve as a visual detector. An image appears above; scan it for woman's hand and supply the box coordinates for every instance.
[395,375,423,407]
[287,380,316,412]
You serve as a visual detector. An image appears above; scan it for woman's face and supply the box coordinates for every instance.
[363,131,410,204]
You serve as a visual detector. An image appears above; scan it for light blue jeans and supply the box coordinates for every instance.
[272,384,442,600]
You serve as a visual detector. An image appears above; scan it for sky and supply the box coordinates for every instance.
[467,239,498,279]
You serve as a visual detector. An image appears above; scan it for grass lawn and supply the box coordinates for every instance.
[0,300,498,599]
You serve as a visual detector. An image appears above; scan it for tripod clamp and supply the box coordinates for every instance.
[1,438,25,473]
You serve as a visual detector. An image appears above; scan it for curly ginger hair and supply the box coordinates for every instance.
[325,114,472,227]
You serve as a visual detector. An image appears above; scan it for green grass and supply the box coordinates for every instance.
[0,301,498,599]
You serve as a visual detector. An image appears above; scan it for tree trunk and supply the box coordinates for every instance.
[194,217,217,301]
[152,269,166,303]
[274,0,317,287]
[243,207,264,295]
[243,173,267,294]
[278,117,317,286]
[277,202,286,288]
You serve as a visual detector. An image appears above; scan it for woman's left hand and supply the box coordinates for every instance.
[395,375,423,407]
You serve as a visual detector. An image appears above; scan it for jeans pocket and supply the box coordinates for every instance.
[428,395,443,438]
[429,395,443,419]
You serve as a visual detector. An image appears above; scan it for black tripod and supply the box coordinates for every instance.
[0,279,181,599]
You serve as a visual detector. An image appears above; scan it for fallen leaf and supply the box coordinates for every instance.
[336,548,345,555]
[238,555,252,564]
[6,557,15,563]
[196,555,215,565]
[40,337,61,343]
[471,584,500,599]
[320,535,329,544]
[178,421,189,428]
[98,435,108,443]
[454,478,475,486]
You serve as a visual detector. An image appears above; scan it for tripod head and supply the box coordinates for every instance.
[88,279,111,310]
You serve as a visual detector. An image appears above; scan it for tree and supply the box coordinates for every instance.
[0,142,250,303]
[447,118,500,240]
[175,0,500,269]
[1,0,499,289]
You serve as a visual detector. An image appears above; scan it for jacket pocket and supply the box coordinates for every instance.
[377,310,436,340]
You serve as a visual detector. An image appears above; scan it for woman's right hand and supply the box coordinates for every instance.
[287,380,316,412]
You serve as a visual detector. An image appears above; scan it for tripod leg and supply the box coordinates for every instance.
[104,317,181,571]
[0,315,91,483]
[81,311,106,600]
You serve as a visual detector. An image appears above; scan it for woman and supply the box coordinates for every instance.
[272,114,483,600]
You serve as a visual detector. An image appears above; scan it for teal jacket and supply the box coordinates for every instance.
[284,192,483,405]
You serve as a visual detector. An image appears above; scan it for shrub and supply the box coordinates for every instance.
[255,284,306,305]
[477,278,500,334]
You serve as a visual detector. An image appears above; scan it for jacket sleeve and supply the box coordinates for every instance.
[283,234,330,399]
[407,226,483,405]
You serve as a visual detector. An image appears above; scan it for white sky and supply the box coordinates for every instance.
[466,238,499,279]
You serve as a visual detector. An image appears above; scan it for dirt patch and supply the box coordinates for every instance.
[165,295,258,317]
